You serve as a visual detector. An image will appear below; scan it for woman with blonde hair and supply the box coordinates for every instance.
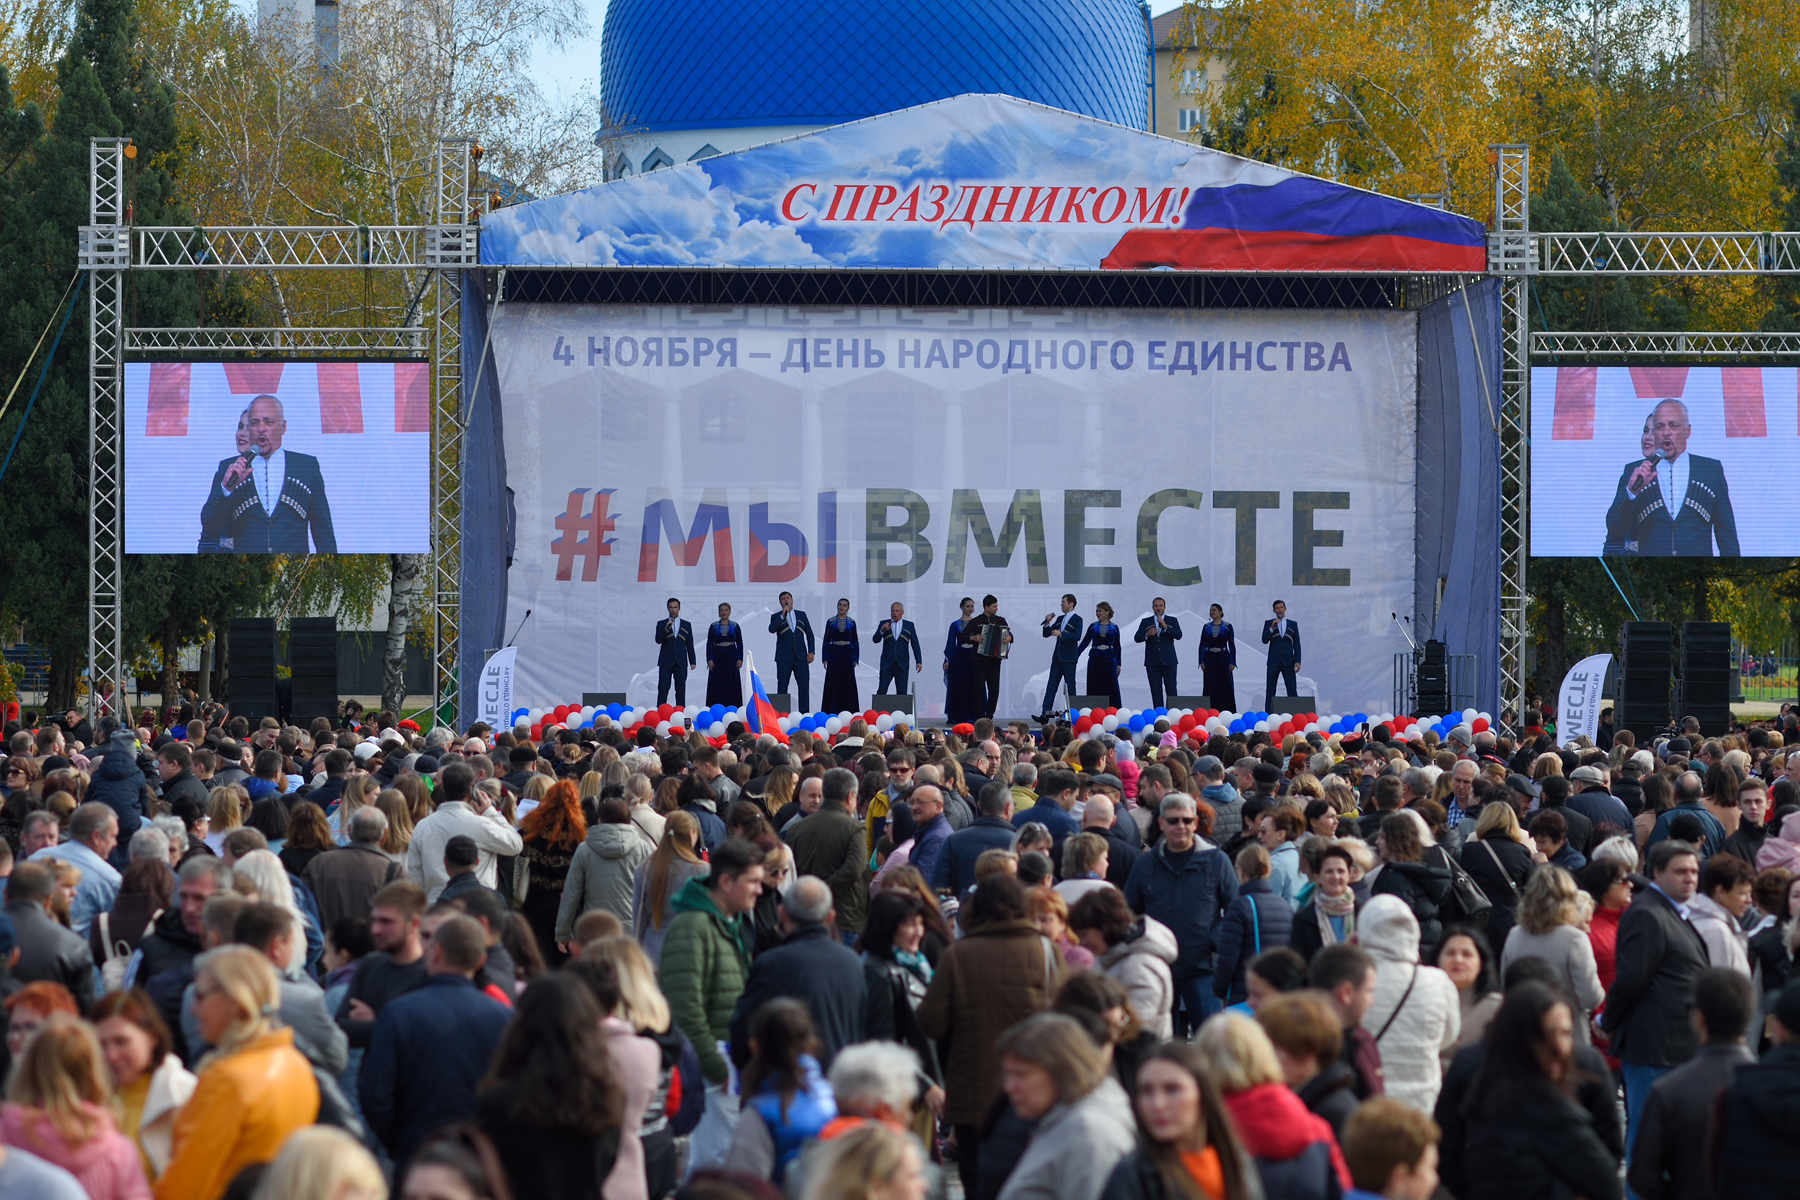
[249,1126,385,1200]
[230,850,319,978]
[154,947,319,1200]
[631,811,707,964]
[579,770,606,814]
[1500,865,1605,1034]
[0,1015,150,1200]
[205,786,247,853]
[1193,1013,1352,1196]
[1531,752,1564,781]
[599,759,629,793]
[1460,798,1535,949]
[798,1122,929,1200]
[327,776,380,846]
[652,775,682,817]
[375,789,414,862]
[624,774,664,849]
[764,767,799,821]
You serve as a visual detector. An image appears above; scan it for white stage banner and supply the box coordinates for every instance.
[476,647,519,730]
[492,305,1419,718]
[1558,653,1613,748]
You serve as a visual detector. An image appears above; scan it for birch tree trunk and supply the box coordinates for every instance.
[384,553,427,714]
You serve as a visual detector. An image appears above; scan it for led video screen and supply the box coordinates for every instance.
[124,360,432,554]
[1530,365,1798,558]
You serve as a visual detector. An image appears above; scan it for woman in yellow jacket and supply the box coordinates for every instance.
[154,946,320,1200]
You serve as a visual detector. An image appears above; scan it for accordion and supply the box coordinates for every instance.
[977,622,1010,659]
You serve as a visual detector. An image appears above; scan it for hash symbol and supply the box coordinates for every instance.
[552,488,617,581]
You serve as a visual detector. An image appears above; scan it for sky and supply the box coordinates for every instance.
[526,0,1193,108]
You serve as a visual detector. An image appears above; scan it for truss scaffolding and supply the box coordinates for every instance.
[80,138,475,722]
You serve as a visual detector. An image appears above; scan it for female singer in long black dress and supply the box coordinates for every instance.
[820,597,860,713]
[704,602,744,707]
[943,596,977,724]
[1198,603,1237,711]
[1077,601,1123,707]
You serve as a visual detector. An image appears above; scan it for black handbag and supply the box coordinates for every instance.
[1434,844,1493,928]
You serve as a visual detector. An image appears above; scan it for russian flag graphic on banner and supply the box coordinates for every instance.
[745,654,782,737]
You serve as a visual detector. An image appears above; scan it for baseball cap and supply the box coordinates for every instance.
[1087,773,1123,793]
[353,742,380,763]
[379,728,407,748]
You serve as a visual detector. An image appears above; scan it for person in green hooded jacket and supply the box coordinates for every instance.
[656,837,767,1173]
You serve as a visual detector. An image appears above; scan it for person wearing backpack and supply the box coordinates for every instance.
[1213,845,1294,1006]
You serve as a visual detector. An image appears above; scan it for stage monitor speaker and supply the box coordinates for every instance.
[869,694,914,716]
[288,617,338,724]
[1679,621,1732,733]
[229,618,278,723]
[766,692,793,715]
[1071,694,1115,712]
[1168,695,1211,710]
[582,692,629,709]
[1268,696,1317,716]
[1416,639,1451,714]
[1617,622,1673,739]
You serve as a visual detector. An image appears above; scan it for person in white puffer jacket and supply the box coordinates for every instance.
[1357,893,1461,1113]
[1068,888,1179,1041]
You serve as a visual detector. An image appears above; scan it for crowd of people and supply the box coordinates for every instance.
[2,697,1800,1200]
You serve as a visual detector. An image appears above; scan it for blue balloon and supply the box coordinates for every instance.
[1229,719,1245,735]
[1128,716,1145,732]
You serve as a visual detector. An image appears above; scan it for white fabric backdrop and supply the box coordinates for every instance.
[494,305,1419,718]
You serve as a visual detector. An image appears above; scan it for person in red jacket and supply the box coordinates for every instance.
[1196,1012,1353,1198]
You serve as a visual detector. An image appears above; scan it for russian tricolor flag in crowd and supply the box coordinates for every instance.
[1102,177,1487,273]
[745,654,782,737]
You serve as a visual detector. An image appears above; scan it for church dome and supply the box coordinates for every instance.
[601,0,1152,134]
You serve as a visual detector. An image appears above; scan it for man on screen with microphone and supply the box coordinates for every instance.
[1603,398,1739,557]
[198,394,337,553]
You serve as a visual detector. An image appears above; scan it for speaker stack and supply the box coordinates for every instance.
[289,617,339,725]
[1616,622,1672,741]
[1415,640,1450,715]
[1679,621,1732,736]
[228,618,279,723]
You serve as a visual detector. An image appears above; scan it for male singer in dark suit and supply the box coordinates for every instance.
[1134,596,1183,708]
[1603,399,1740,557]
[872,601,923,697]
[1261,599,1300,708]
[768,591,815,711]
[198,395,337,553]
[963,595,1012,719]
[655,597,696,706]
[1037,594,1083,722]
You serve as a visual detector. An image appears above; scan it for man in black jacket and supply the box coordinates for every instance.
[1716,977,1800,1198]
[154,741,211,816]
[727,875,865,1071]
[1604,839,1710,1165]
[1082,796,1140,888]
[1629,968,1754,1200]
[4,863,95,1010]
[85,728,149,868]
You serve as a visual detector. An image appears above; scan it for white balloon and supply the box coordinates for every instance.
[776,715,791,732]
[1102,715,1119,732]
[655,720,671,735]
[1463,708,1478,723]
[1478,712,1492,723]
[875,714,895,731]
[708,722,725,737]
[825,717,843,735]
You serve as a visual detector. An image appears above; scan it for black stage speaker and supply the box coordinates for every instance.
[229,618,278,723]
[1269,696,1317,716]
[868,694,914,715]
[1679,621,1732,735]
[288,617,338,724]
[1168,695,1212,710]
[582,692,629,709]
[1617,622,1673,740]
[766,692,793,715]
[1416,640,1451,715]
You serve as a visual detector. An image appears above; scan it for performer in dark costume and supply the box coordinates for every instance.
[705,602,744,707]
[943,596,978,725]
[1078,601,1123,708]
[820,598,860,713]
[1199,603,1237,712]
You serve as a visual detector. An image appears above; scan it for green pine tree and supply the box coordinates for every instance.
[1766,92,1800,333]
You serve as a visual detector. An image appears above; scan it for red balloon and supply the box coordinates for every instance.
[1473,717,1490,733]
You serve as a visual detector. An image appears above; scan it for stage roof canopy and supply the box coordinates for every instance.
[481,95,1489,276]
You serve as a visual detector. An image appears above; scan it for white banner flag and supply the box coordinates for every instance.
[476,647,519,730]
[1558,653,1613,748]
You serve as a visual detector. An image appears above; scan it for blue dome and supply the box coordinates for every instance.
[601,0,1151,133]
